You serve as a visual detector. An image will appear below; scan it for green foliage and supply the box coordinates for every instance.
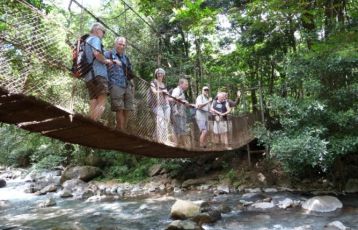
[33,155,65,170]
[102,155,160,182]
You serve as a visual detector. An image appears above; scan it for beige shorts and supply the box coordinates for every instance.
[86,76,109,100]
[110,85,134,111]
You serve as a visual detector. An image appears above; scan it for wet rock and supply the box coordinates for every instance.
[38,183,57,195]
[302,196,343,212]
[80,189,95,200]
[0,179,6,188]
[0,200,10,208]
[325,220,350,230]
[165,220,203,230]
[244,188,262,193]
[344,179,358,193]
[59,189,73,198]
[251,201,275,210]
[216,184,230,194]
[60,166,102,184]
[170,199,201,219]
[62,179,88,192]
[218,204,231,213]
[239,200,254,206]
[241,192,266,202]
[263,188,278,193]
[38,198,56,208]
[278,198,294,209]
[192,210,221,224]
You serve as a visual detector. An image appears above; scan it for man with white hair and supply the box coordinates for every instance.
[104,37,134,131]
[171,78,190,146]
[84,22,113,121]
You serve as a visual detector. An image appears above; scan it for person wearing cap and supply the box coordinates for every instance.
[148,68,171,144]
[104,37,134,131]
[84,22,113,121]
[195,86,212,148]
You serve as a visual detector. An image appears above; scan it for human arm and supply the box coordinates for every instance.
[89,37,112,65]
[230,90,241,107]
[196,96,212,109]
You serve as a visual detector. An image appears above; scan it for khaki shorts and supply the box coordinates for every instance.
[86,76,109,100]
[110,85,134,111]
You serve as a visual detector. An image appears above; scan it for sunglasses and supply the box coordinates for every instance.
[204,89,209,91]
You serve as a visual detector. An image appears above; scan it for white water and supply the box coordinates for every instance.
[1,178,358,230]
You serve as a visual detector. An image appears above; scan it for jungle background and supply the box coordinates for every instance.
[0,0,357,190]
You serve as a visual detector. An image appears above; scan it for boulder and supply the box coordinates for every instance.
[302,196,342,212]
[38,198,56,208]
[60,166,101,184]
[59,189,73,198]
[38,184,57,195]
[344,179,358,193]
[165,220,203,230]
[325,220,350,230]
[251,201,275,210]
[192,210,221,225]
[170,199,200,219]
[0,179,6,188]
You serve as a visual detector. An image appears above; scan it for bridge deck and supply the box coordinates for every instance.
[0,90,254,158]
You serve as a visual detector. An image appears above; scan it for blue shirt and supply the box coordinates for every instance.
[83,35,108,82]
[104,49,131,88]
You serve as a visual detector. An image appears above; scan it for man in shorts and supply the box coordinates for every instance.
[195,86,212,148]
[105,37,134,131]
[171,78,189,146]
[84,22,113,121]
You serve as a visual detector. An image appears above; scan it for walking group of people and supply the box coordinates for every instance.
[83,22,241,149]
[149,69,241,149]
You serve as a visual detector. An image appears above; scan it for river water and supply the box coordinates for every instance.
[1,178,358,230]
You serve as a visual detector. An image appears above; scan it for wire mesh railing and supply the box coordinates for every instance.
[0,0,259,153]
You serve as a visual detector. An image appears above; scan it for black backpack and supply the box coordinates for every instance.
[70,34,94,78]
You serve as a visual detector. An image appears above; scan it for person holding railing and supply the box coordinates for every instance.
[84,22,113,121]
[104,37,134,131]
[195,86,212,148]
[171,78,190,147]
[211,92,231,148]
[148,68,171,144]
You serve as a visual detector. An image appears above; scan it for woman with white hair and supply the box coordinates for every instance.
[210,92,231,148]
[148,68,171,144]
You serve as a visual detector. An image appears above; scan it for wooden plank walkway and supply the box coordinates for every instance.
[0,90,254,158]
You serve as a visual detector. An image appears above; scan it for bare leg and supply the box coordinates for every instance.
[199,130,208,147]
[89,99,97,120]
[116,110,125,130]
[90,94,106,121]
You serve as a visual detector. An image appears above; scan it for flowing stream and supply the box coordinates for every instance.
[1,178,358,230]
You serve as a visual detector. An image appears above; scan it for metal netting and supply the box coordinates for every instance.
[0,0,259,153]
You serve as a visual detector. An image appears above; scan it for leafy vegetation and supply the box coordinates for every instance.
[0,0,357,186]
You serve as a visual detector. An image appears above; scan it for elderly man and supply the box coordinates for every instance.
[171,78,190,147]
[195,86,212,148]
[104,37,134,131]
[84,22,113,121]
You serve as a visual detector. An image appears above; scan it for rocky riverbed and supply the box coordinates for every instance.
[0,166,357,229]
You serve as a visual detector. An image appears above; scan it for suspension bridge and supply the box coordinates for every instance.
[0,0,261,158]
